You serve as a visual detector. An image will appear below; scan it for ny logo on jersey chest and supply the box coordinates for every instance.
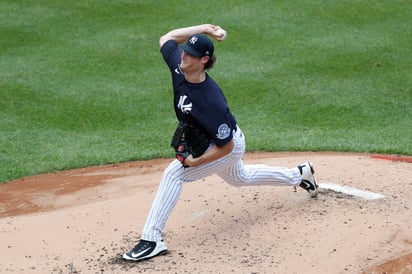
[178,95,192,114]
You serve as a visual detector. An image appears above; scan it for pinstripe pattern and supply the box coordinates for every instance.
[141,127,302,241]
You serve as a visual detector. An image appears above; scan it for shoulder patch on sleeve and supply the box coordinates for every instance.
[216,124,231,139]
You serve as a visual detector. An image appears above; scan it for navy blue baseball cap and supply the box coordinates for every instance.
[181,34,214,57]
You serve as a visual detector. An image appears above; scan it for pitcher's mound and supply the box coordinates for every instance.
[1,152,411,273]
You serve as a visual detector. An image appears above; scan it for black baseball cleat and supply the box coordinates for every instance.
[298,161,318,198]
[122,240,168,262]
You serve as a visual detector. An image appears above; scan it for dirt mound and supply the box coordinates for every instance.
[1,152,411,273]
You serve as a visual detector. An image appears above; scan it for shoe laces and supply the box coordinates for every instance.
[132,240,153,252]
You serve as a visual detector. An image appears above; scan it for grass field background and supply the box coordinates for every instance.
[1,0,411,183]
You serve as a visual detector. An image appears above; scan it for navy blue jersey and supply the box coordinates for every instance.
[161,40,237,147]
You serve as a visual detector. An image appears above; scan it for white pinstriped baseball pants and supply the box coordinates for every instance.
[141,126,302,242]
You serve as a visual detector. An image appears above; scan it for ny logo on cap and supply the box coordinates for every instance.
[189,36,198,44]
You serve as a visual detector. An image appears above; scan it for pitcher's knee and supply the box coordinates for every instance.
[220,174,250,187]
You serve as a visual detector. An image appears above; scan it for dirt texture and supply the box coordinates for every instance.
[1,152,411,274]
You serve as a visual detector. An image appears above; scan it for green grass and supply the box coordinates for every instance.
[1,0,411,183]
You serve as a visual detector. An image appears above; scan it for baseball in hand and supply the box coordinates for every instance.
[214,28,227,41]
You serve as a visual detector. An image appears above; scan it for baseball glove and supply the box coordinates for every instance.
[171,121,210,167]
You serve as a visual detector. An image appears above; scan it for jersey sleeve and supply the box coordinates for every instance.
[160,40,181,72]
[192,104,237,147]
[210,110,236,147]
